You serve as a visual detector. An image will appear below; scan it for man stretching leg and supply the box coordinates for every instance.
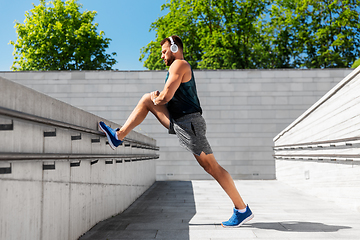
[99,35,254,227]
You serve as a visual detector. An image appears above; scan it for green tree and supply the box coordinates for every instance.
[267,0,360,68]
[352,58,360,68]
[10,0,117,71]
[141,0,360,70]
[140,0,271,70]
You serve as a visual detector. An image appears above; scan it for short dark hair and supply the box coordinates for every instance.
[161,35,183,51]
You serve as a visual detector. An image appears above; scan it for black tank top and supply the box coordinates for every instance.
[165,69,202,120]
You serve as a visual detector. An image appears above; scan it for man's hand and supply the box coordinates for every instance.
[151,90,160,100]
[151,90,160,105]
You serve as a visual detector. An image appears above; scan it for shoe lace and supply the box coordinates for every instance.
[227,213,238,223]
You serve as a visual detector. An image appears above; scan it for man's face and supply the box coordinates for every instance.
[161,42,175,66]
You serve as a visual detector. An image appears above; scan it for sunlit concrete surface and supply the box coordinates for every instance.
[79,180,360,240]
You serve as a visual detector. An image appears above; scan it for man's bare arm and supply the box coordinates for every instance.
[152,60,190,105]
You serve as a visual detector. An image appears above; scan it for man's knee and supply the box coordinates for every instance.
[197,156,220,176]
[140,93,152,105]
[141,93,151,100]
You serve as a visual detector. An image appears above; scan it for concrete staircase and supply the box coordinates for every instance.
[274,66,360,213]
[0,76,159,240]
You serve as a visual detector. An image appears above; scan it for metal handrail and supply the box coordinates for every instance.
[274,154,360,159]
[273,136,360,149]
[0,106,159,150]
[274,154,360,165]
[0,153,159,161]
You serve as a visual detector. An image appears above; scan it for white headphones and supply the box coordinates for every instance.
[169,36,178,53]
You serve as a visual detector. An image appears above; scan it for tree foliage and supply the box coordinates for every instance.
[352,58,360,68]
[140,0,360,70]
[267,0,360,68]
[10,0,117,71]
[140,0,270,70]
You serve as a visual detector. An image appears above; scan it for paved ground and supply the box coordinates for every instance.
[79,180,360,240]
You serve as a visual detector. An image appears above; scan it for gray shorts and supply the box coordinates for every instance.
[169,112,213,156]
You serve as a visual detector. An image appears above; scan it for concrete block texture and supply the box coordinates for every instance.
[0,160,156,240]
[0,69,352,181]
[276,160,360,213]
[273,67,360,215]
[0,76,157,240]
[274,67,360,145]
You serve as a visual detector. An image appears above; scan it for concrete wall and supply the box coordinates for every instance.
[274,66,360,213]
[0,76,157,240]
[0,69,352,181]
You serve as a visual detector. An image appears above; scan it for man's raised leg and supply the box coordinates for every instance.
[116,93,170,140]
[99,93,170,149]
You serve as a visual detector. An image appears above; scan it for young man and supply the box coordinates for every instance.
[99,35,254,227]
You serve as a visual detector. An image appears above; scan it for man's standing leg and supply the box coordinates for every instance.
[194,152,246,209]
[194,152,254,227]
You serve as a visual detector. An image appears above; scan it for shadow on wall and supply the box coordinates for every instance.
[78,181,196,240]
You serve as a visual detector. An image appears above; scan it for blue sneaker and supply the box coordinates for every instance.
[221,205,254,228]
[98,121,123,150]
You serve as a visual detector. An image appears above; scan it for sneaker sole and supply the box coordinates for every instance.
[98,122,116,150]
[221,213,254,228]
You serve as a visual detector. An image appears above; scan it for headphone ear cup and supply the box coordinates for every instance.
[170,44,178,53]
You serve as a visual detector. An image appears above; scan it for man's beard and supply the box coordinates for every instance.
[165,55,175,66]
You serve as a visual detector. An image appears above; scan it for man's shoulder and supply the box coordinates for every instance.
[169,60,191,73]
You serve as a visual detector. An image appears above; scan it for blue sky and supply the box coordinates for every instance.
[0,0,168,71]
